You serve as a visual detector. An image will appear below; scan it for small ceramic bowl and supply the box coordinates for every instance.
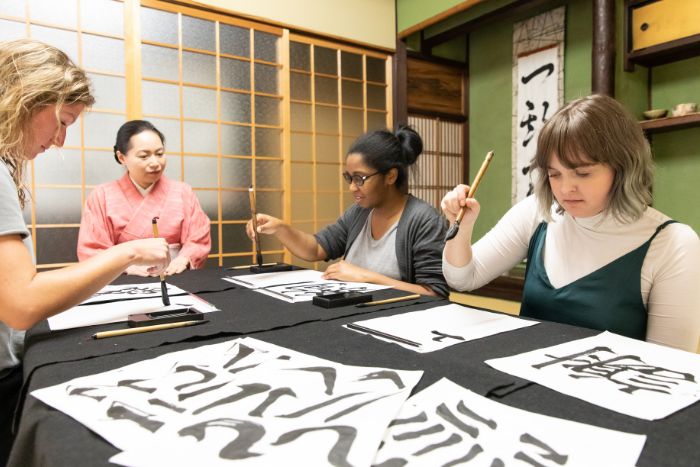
[672,103,697,117]
[642,109,668,119]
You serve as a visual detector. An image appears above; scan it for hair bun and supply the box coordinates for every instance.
[395,125,423,165]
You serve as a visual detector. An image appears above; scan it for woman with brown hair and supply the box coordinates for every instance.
[442,94,700,352]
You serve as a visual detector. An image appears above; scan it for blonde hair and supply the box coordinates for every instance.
[0,39,95,207]
[531,94,653,223]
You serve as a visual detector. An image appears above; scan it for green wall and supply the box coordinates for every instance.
[402,0,700,237]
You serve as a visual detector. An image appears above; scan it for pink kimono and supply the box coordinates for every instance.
[77,174,211,269]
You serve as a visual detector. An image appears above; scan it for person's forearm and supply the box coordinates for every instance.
[443,223,474,267]
[274,225,325,261]
[16,243,138,328]
[361,270,436,296]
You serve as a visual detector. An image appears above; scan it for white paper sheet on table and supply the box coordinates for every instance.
[486,331,700,420]
[48,285,218,331]
[373,378,646,466]
[346,303,538,353]
[31,337,422,467]
[224,269,390,303]
[79,282,190,304]
[223,269,327,289]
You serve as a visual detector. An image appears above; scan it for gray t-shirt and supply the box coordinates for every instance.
[345,210,401,280]
[0,162,30,377]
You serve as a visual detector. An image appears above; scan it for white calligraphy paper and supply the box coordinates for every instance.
[48,292,218,331]
[373,378,646,466]
[80,283,189,305]
[486,332,700,420]
[224,269,389,303]
[347,303,538,353]
[32,337,422,466]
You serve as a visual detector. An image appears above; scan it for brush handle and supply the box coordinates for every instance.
[454,151,494,223]
[248,186,264,266]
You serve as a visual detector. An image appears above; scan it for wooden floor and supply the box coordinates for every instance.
[449,292,520,316]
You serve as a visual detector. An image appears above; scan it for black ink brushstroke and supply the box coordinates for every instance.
[358,370,405,389]
[193,383,270,415]
[393,424,445,441]
[272,426,357,467]
[179,418,264,460]
[249,387,297,417]
[413,432,462,456]
[106,401,164,432]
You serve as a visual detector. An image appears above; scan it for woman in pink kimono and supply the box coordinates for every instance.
[78,120,211,276]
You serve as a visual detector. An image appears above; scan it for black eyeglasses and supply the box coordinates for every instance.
[342,171,381,187]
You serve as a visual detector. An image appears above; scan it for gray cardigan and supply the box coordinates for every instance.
[314,195,449,297]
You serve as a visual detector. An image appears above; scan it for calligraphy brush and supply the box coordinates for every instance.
[151,217,171,306]
[444,151,494,242]
[248,186,264,267]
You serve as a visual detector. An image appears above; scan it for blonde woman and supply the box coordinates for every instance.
[441,94,700,352]
[0,39,169,461]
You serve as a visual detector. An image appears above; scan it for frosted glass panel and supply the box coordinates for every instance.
[0,19,25,40]
[221,124,251,156]
[184,156,218,188]
[254,30,278,62]
[221,190,248,218]
[182,15,214,52]
[366,57,386,83]
[292,192,312,219]
[81,0,123,36]
[342,108,363,136]
[142,81,179,117]
[149,118,181,152]
[85,150,124,185]
[255,160,281,189]
[183,51,216,86]
[183,86,217,120]
[194,189,218,220]
[0,0,24,17]
[142,45,178,81]
[291,162,312,190]
[141,7,177,44]
[254,63,278,94]
[220,24,249,57]
[183,121,217,154]
[290,42,310,71]
[317,164,340,191]
[221,58,250,90]
[82,34,124,74]
[290,103,311,132]
[314,77,337,104]
[314,46,337,75]
[221,91,251,123]
[318,193,341,219]
[342,136,354,155]
[35,228,79,264]
[83,113,125,148]
[255,96,280,126]
[316,135,339,163]
[367,112,387,132]
[255,128,281,157]
[291,133,311,162]
[367,84,386,110]
[35,188,82,223]
[164,155,182,181]
[35,148,81,185]
[90,74,125,112]
[221,223,249,253]
[315,106,338,134]
[30,26,78,63]
[341,52,362,79]
[342,81,363,108]
[30,0,76,28]
[257,191,282,217]
[291,72,310,101]
[221,157,251,188]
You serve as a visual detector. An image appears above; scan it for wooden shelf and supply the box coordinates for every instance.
[639,113,700,134]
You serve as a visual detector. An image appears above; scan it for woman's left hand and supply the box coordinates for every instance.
[322,260,373,283]
[165,256,190,275]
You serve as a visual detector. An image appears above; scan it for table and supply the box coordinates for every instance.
[8,268,700,466]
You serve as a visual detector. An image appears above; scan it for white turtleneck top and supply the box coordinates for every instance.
[443,195,700,352]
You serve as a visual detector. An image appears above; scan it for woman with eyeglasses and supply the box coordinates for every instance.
[246,126,448,296]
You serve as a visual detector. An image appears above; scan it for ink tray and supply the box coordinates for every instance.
[312,291,373,308]
[127,307,203,327]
